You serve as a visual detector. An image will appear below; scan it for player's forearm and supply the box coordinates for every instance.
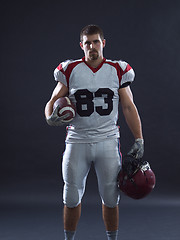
[45,101,54,118]
[45,82,69,119]
[122,104,143,140]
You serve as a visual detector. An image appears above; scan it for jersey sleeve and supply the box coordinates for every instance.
[118,61,135,88]
[53,60,71,87]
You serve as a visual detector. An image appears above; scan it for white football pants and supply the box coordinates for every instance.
[62,138,122,208]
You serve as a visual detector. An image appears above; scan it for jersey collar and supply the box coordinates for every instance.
[82,57,106,73]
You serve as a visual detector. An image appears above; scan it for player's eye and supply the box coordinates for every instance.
[85,41,91,45]
[93,40,100,44]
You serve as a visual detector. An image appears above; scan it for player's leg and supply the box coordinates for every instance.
[94,139,121,240]
[102,204,119,231]
[64,203,81,231]
[102,204,119,240]
[64,204,81,240]
[62,143,91,239]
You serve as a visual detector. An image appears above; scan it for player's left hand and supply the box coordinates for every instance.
[127,138,144,159]
[46,105,70,126]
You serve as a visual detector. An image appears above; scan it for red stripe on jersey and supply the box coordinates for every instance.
[65,60,83,87]
[57,63,65,75]
[56,60,83,88]
[82,57,106,73]
[105,60,132,85]
[124,64,132,74]
[57,64,61,70]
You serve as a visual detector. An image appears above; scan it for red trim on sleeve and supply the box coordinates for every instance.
[57,63,65,75]
[124,64,132,74]
[57,64,61,70]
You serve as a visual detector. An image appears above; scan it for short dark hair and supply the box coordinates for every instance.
[80,24,104,42]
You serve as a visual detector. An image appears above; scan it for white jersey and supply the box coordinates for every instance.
[54,57,135,143]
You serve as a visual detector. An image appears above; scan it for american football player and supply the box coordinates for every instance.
[45,24,144,240]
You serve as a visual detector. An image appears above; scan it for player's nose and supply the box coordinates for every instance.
[90,42,94,49]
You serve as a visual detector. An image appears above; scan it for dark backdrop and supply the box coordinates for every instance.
[1,0,180,211]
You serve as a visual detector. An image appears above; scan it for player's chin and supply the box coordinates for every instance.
[89,53,99,60]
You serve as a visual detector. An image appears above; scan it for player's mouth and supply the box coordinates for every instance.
[90,49,98,54]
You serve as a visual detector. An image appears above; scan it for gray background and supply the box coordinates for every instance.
[1,0,180,239]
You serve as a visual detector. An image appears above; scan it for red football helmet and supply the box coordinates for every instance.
[118,157,156,199]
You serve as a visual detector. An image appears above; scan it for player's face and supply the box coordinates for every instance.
[80,34,105,62]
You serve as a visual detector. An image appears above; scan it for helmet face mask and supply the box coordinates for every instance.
[118,157,156,199]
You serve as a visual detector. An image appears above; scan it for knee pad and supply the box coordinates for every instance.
[63,182,82,208]
[101,183,120,208]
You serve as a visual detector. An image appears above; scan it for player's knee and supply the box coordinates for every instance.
[101,183,120,208]
[63,182,82,208]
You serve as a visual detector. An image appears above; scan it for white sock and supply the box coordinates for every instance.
[64,230,76,240]
[106,230,118,240]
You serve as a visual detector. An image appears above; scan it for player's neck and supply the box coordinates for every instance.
[85,57,104,68]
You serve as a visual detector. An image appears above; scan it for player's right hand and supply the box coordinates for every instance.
[46,105,70,126]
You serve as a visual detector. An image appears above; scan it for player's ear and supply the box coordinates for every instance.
[80,42,84,50]
[103,39,106,48]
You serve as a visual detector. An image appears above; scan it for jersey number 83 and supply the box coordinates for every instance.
[74,88,114,117]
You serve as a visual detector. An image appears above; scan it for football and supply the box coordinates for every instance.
[53,97,76,123]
